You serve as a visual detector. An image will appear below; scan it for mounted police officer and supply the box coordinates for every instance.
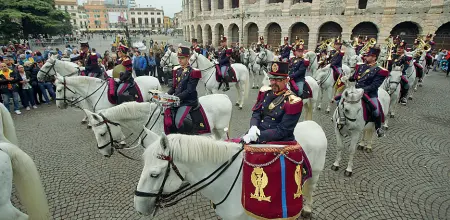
[355,36,364,55]
[329,38,345,81]
[280,37,292,62]
[389,41,411,105]
[167,46,202,133]
[424,34,435,68]
[345,46,389,137]
[191,38,201,53]
[218,36,232,91]
[256,36,267,52]
[116,44,137,104]
[289,44,309,98]
[242,61,303,143]
[70,40,103,78]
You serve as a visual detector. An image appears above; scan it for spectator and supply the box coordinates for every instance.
[28,61,44,105]
[36,59,56,104]
[133,50,147,77]
[147,51,156,77]
[0,62,21,114]
[17,64,37,110]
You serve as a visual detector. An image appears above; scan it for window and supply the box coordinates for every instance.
[65,6,68,10]
[138,12,141,15]
[157,18,161,24]
[157,12,160,15]
[151,12,154,15]
[144,12,148,15]
[131,18,136,24]
[71,6,74,9]
[145,18,149,24]
[131,12,135,15]
[138,18,142,24]
[358,0,368,9]
[151,18,155,24]
[73,19,76,24]
[71,13,76,16]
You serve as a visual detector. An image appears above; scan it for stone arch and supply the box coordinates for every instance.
[351,21,379,41]
[191,25,195,41]
[318,21,342,42]
[434,22,450,50]
[215,23,225,44]
[197,25,203,43]
[289,22,309,49]
[390,21,420,46]
[265,22,282,49]
[186,26,191,41]
[245,22,259,46]
[228,23,240,46]
[204,24,212,45]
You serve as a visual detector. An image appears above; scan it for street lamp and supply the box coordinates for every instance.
[232,9,250,47]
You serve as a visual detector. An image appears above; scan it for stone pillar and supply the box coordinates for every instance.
[308,32,319,51]
[344,0,357,16]
[211,0,216,15]
[201,0,208,11]
[202,26,209,45]
[384,0,397,15]
[212,26,218,46]
[193,0,199,16]
[310,0,320,16]
[429,0,444,13]
[341,32,351,42]
[259,0,266,16]
[224,0,230,10]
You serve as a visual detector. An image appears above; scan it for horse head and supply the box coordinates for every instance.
[340,86,364,117]
[387,69,402,94]
[37,54,58,81]
[160,50,178,70]
[134,129,186,216]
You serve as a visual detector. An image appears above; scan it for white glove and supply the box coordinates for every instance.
[248,126,260,137]
[242,132,258,144]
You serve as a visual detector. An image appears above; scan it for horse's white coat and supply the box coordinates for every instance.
[314,64,352,113]
[189,53,250,109]
[134,120,327,219]
[381,68,402,128]
[84,94,233,156]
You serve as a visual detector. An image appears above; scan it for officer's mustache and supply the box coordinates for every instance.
[271,84,280,91]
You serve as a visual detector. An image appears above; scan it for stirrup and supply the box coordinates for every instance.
[376,128,385,137]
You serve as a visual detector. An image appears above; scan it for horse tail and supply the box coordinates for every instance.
[1,144,50,220]
[0,104,18,146]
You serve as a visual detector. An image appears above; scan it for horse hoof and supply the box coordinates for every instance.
[357,145,365,150]
[419,84,423,87]
[317,107,321,110]
[414,88,417,92]
[331,165,339,171]
[390,114,395,118]
[87,125,92,129]
[383,125,389,130]
[365,148,372,153]
[344,170,352,177]
[81,120,88,124]
[301,210,312,218]
[238,106,243,110]
[408,97,413,100]
[326,110,330,114]
[235,103,239,106]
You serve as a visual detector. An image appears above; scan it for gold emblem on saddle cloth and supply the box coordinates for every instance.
[200,123,204,127]
[250,167,271,202]
[294,165,302,199]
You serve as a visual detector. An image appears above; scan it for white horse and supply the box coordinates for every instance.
[261,73,318,121]
[159,50,179,71]
[314,64,352,113]
[412,50,428,91]
[134,120,327,219]
[54,75,161,113]
[342,41,363,71]
[0,104,50,220]
[403,52,418,103]
[381,67,402,129]
[242,48,262,89]
[83,94,233,157]
[304,51,319,77]
[189,53,250,109]
[331,83,390,176]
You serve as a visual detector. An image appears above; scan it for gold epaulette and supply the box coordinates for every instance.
[284,90,302,104]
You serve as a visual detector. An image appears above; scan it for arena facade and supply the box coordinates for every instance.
[181,0,450,50]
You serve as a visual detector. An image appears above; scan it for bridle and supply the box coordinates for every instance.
[135,145,244,215]
[383,75,401,95]
[39,58,80,80]
[56,76,107,112]
[316,67,332,87]
[160,51,174,69]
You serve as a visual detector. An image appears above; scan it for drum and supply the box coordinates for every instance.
[150,92,180,108]
[242,142,307,219]
[112,64,126,79]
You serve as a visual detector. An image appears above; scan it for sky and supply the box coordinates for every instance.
[77,0,182,17]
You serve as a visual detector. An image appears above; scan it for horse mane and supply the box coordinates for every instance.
[145,134,242,164]
[101,102,156,121]
[0,104,18,145]
[64,75,103,87]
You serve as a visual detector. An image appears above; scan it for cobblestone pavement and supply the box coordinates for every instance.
[10,65,450,219]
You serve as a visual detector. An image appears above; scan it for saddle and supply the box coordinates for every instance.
[215,65,238,83]
[331,66,342,82]
[361,94,385,123]
[289,79,313,99]
[163,104,211,135]
[107,78,144,105]
[241,142,312,219]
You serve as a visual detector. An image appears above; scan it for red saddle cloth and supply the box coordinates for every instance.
[289,79,313,98]
[215,65,238,83]
[361,94,385,123]
[163,105,211,135]
[107,78,144,105]
[242,142,312,219]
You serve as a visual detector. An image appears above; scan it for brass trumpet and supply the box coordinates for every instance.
[360,38,376,54]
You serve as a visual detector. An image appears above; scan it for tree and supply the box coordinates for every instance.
[0,0,72,41]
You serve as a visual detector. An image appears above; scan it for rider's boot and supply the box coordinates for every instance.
[375,114,385,137]
[222,77,230,92]
[400,88,408,105]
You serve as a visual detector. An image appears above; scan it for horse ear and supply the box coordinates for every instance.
[160,133,169,150]
[143,126,161,147]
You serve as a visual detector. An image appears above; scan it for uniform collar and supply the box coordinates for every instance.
[273,88,288,96]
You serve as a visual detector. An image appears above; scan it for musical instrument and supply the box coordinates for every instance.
[385,37,395,68]
[112,64,126,79]
[414,36,431,58]
[353,36,359,47]
[149,90,180,108]
[360,38,376,55]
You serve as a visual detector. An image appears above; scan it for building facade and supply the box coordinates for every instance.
[128,7,164,31]
[84,1,108,30]
[105,4,129,30]
[55,0,79,30]
[174,11,183,28]
[78,6,89,32]
[182,0,450,50]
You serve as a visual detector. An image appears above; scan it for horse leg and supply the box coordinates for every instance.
[301,171,321,218]
[81,116,88,124]
[326,87,333,114]
[316,89,323,110]
[332,125,344,171]
[235,82,243,109]
[364,125,375,153]
[305,100,313,121]
[344,132,361,176]
[413,77,419,92]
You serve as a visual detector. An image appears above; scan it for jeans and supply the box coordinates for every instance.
[295,80,305,97]
[1,91,20,111]
[38,82,56,103]
[149,65,156,77]
[20,88,36,107]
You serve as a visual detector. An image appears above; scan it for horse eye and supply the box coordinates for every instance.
[150,173,160,178]
[100,133,106,137]
[345,109,349,113]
